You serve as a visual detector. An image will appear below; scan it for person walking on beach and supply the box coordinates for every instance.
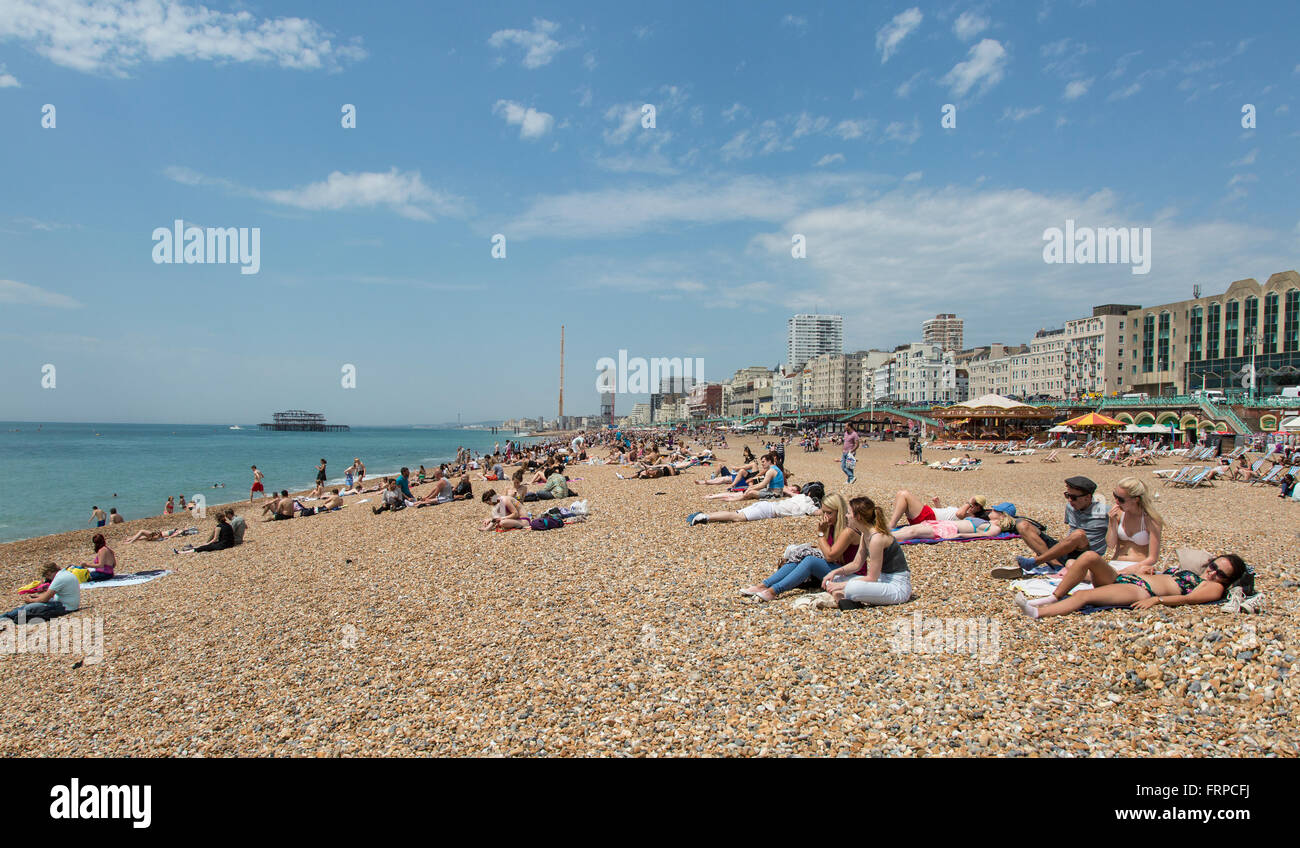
[316,458,328,488]
[165,496,175,515]
[250,465,265,502]
[90,506,106,527]
[841,424,860,484]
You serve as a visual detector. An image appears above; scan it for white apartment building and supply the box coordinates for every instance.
[773,369,807,413]
[787,314,844,369]
[966,344,1025,398]
[873,343,963,404]
[1029,328,1067,397]
[1063,304,1137,398]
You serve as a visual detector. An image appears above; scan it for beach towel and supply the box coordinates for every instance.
[81,570,171,590]
[898,532,1020,546]
[1009,577,1094,597]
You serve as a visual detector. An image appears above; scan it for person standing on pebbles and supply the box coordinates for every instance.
[992,475,1107,580]
[841,424,860,484]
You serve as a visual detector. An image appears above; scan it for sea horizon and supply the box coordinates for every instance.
[0,422,537,544]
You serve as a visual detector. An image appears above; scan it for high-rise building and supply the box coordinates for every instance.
[787,314,843,369]
[922,314,964,352]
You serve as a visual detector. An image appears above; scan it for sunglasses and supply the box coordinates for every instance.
[1063,491,1088,500]
[1206,560,1233,580]
[1113,493,1128,503]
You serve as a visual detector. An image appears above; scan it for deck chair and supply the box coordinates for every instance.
[1160,466,1194,486]
[1182,467,1217,489]
[1040,450,1060,463]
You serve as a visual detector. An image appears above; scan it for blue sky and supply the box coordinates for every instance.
[1,0,1296,424]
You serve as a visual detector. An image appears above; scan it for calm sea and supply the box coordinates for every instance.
[0,423,532,543]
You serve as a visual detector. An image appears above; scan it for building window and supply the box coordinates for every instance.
[1264,292,1279,354]
[1244,296,1259,353]
[1207,302,1221,359]
[1188,306,1203,362]
[1224,300,1239,358]
[1157,312,1171,372]
[1285,290,1300,353]
[1142,314,1155,372]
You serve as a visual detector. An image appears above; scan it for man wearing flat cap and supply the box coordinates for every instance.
[991,475,1108,579]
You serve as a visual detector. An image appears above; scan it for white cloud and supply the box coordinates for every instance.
[0,0,364,76]
[814,153,845,167]
[583,52,597,71]
[722,102,747,122]
[594,152,679,176]
[0,279,81,308]
[576,85,592,107]
[792,112,830,138]
[876,7,923,63]
[487,18,567,69]
[1275,104,1289,116]
[167,166,465,221]
[603,103,644,145]
[941,38,1007,98]
[1227,173,1258,187]
[895,70,925,98]
[885,118,921,144]
[1063,78,1092,100]
[953,11,989,41]
[1002,106,1043,122]
[1230,148,1257,167]
[1108,81,1142,101]
[781,14,808,30]
[833,119,873,139]
[633,24,653,40]
[720,120,791,160]
[0,63,18,87]
[902,171,923,182]
[493,100,554,140]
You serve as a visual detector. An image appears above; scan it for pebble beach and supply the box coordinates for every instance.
[1,438,1295,757]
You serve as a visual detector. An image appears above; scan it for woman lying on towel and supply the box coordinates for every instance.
[123,527,186,543]
[888,489,989,528]
[890,509,1016,542]
[1015,553,1252,619]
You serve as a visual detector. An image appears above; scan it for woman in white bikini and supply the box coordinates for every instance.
[1022,475,1163,606]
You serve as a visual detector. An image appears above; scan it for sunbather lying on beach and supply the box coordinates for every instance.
[888,490,989,528]
[123,527,186,543]
[688,485,817,525]
[890,509,1016,542]
[1015,553,1251,619]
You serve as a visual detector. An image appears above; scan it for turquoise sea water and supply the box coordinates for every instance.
[0,423,530,543]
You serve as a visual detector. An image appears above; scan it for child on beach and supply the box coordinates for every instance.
[165,497,175,515]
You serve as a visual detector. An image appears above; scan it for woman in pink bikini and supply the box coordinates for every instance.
[80,533,117,581]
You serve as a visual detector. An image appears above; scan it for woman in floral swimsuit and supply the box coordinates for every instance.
[1014,554,1251,619]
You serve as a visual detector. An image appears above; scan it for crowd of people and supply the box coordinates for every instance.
[7,426,1266,630]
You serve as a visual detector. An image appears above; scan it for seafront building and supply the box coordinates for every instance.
[1062,304,1136,398]
[1122,271,1300,397]
[787,314,843,370]
[922,313,964,352]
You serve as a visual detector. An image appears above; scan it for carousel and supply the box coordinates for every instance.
[931,394,1058,441]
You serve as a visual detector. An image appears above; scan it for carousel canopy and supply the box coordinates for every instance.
[1124,423,1179,434]
[952,393,1031,410]
[935,394,1055,420]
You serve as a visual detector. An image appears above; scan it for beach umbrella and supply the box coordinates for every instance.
[1059,412,1125,429]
